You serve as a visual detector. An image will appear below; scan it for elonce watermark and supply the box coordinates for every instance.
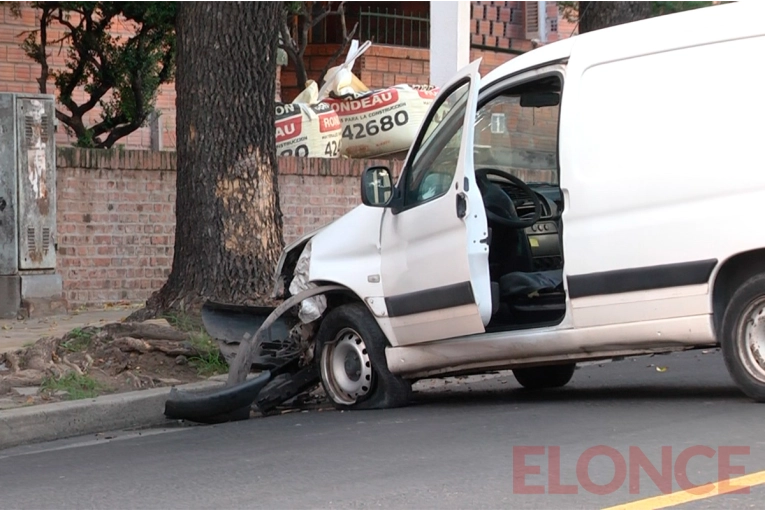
[513,445,751,495]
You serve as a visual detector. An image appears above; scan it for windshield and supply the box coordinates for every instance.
[473,92,560,185]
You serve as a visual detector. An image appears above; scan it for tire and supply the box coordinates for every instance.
[512,363,576,390]
[720,273,765,402]
[316,303,411,410]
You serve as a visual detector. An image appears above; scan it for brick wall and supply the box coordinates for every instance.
[471,1,575,47]
[55,148,403,306]
[471,1,530,51]
[357,46,430,90]
[56,149,177,305]
[469,1,577,76]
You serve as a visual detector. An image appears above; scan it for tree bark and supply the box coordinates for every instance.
[578,2,652,33]
[130,2,284,320]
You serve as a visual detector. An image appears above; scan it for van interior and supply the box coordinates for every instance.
[473,75,567,332]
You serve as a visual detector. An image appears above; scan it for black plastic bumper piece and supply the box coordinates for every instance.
[164,370,273,424]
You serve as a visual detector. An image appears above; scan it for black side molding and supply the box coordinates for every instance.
[386,281,475,317]
[567,259,717,299]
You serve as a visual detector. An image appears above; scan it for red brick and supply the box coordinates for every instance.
[0,62,13,82]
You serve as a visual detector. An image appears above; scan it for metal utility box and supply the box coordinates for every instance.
[0,94,17,276]
[0,92,60,319]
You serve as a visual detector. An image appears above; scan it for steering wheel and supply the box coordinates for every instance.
[474,168,543,229]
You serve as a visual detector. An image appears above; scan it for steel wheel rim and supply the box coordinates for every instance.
[321,328,374,405]
[737,296,765,384]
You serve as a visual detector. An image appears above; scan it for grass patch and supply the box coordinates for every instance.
[163,312,202,333]
[61,327,94,352]
[188,332,228,377]
[163,312,228,377]
[41,372,106,400]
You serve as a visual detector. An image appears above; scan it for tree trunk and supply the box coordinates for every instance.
[578,2,652,33]
[130,2,284,320]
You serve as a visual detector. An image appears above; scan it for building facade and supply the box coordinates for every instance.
[0,2,576,151]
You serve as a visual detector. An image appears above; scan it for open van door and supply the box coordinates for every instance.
[379,59,492,346]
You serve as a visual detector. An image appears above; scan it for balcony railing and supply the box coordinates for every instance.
[359,8,430,48]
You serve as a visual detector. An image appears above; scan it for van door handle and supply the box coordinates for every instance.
[456,193,467,219]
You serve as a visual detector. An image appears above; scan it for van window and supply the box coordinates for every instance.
[473,80,560,185]
[403,80,470,207]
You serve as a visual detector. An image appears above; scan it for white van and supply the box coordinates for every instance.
[271,2,765,410]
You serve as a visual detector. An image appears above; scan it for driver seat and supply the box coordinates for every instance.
[476,172,565,323]
[499,270,563,299]
[498,270,565,325]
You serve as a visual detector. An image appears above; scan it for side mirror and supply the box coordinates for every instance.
[361,166,394,207]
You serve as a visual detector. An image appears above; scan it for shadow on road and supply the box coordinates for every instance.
[404,351,750,409]
[410,384,746,408]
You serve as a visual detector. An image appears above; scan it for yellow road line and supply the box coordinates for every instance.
[603,470,765,510]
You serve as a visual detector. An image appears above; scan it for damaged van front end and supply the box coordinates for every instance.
[272,203,390,327]
[165,204,390,422]
[271,231,327,321]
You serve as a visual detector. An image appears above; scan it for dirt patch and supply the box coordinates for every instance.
[0,320,226,408]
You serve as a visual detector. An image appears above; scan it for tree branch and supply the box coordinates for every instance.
[36,7,50,93]
[279,14,308,90]
[298,10,310,59]
[308,2,335,29]
[278,16,299,58]
[318,22,358,86]
[97,120,141,149]
[54,108,88,141]
[90,117,124,139]
[339,2,348,35]
[51,9,89,113]
[96,55,148,148]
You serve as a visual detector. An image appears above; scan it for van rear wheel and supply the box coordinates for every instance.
[512,363,576,390]
[721,274,765,402]
[316,303,411,410]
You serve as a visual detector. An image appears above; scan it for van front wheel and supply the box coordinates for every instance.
[316,303,411,410]
[721,274,765,402]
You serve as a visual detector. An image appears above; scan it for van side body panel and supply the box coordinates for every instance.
[560,6,765,330]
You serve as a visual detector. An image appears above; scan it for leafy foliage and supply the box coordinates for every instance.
[10,2,176,148]
[649,2,719,16]
[558,1,719,26]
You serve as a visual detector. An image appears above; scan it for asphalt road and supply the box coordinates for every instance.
[1,349,764,509]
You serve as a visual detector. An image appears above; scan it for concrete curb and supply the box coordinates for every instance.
[0,379,227,451]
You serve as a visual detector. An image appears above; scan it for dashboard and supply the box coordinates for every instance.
[500,182,564,271]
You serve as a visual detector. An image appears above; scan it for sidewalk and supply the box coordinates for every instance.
[0,306,138,354]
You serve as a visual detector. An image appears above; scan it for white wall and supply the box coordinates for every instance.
[429,1,471,87]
